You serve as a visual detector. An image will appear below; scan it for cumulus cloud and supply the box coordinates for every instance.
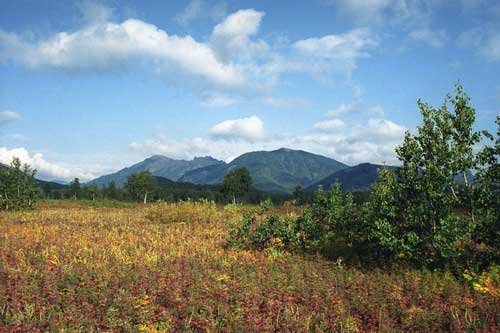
[0,7,379,106]
[0,147,96,181]
[0,111,20,124]
[210,9,268,62]
[209,116,265,142]
[409,28,448,48]
[0,18,243,86]
[351,118,407,143]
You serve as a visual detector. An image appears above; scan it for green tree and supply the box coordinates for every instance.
[125,171,157,203]
[365,84,491,267]
[85,184,99,201]
[473,116,500,255]
[103,180,120,200]
[0,157,38,210]
[293,185,310,205]
[221,167,252,203]
[69,178,81,200]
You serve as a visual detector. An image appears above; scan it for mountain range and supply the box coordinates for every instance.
[90,155,224,188]
[306,163,392,192]
[87,148,384,194]
[180,148,348,193]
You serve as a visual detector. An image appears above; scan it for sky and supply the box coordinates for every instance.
[0,0,499,182]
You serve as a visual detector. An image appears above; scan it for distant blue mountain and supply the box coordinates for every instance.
[88,155,225,188]
[180,148,348,193]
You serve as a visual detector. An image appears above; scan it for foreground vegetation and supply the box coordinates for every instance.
[0,201,498,332]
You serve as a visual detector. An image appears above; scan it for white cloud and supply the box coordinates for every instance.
[351,118,407,143]
[0,147,96,181]
[294,28,377,73]
[210,9,268,62]
[0,110,20,124]
[409,28,448,48]
[209,116,264,142]
[0,8,379,105]
[0,19,243,86]
[314,118,346,131]
[174,0,203,26]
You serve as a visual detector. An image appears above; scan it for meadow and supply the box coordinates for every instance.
[0,201,498,332]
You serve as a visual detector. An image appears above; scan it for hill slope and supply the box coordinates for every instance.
[307,163,475,193]
[180,148,348,193]
[89,155,225,187]
[307,163,389,192]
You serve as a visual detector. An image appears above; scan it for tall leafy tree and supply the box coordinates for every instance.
[473,116,500,252]
[125,171,157,203]
[366,84,491,267]
[69,178,81,200]
[104,180,119,200]
[221,167,252,203]
[85,184,99,201]
[0,157,38,210]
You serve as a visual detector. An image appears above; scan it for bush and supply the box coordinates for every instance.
[0,157,39,210]
[229,200,298,250]
[230,185,360,260]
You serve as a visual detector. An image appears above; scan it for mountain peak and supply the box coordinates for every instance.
[89,154,224,187]
[182,148,348,193]
[193,156,219,162]
[147,154,170,161]
[275,147,294,152]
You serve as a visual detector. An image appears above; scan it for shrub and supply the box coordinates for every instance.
[229,200,298,250]
[0,157,39,211]
[295,183,359,259]
[230,185,360,259]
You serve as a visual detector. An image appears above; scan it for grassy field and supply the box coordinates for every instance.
[0,201,498,332]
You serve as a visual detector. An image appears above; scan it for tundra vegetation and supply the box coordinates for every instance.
[0,85,498,332]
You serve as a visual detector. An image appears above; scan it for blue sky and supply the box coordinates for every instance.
[0,0,499,181]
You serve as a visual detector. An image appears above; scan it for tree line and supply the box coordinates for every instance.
[1,161,288,209]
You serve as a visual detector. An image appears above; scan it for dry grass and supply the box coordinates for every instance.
[0,202,498,332]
